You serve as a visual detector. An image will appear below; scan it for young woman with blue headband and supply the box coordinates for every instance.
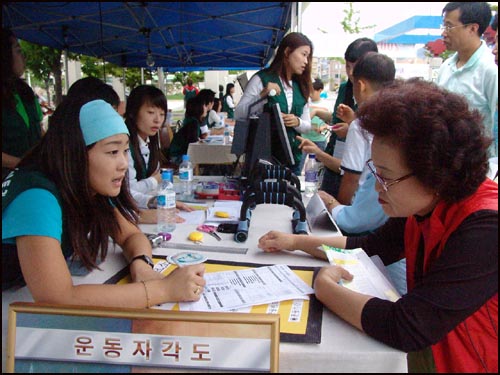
[2,97,205,307]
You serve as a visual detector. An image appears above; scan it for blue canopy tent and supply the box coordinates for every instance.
[374,15,442,45]
[2,2,294,71]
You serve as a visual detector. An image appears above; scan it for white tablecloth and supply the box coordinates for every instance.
[188,142,237,165]
[2,202,408,373]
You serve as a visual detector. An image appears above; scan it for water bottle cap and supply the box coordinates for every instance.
[309,153,316,159]
[182,154,190,161]
[269,89,277,97]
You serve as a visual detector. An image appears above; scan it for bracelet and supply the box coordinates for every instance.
[141,280,151,308]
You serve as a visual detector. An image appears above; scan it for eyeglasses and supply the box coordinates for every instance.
[440,23,473,32]
[366,159,414,192]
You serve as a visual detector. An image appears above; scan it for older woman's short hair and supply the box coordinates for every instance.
[357,78,491,203]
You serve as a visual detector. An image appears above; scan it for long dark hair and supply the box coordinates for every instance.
[1,28,36,109]
[224,83,234,98]
[19,95,139,270]
[66,77,120,108]
[124,85,168,178]
[268,32,313,100]
[185,95,205,123]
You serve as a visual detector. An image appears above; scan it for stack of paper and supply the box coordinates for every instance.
[178,264,315,312]
[206,200,242,223]
[322,245,401,302]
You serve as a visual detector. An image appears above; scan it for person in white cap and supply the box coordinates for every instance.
[2,96,206,308]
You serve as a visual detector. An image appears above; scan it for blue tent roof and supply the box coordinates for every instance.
[2,2,293,71]
[374,15,442,45]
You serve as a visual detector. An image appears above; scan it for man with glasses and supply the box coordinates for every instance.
[436,2,497,157]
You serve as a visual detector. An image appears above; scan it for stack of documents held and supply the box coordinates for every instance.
[322,245,401,302]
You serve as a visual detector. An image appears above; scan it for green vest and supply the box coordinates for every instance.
[169,117,201,159]
[222,94,234,119]
[2,94,43,179]
[257,70,306,166]
[184,87,197,102]
[2,168,72,259]
[325,81,358,156]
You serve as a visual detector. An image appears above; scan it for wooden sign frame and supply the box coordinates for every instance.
[6,301,280,373]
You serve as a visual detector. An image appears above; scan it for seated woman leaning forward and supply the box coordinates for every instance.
[258,78,498,373]
[2,98,206,307]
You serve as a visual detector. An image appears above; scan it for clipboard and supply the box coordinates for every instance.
[305,193,343,234]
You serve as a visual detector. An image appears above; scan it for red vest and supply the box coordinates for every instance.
[405,179,498,373]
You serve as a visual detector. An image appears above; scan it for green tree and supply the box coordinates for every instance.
[124,68,151,91]
[172,71,205,85]
[79,55,155,92]
[19,41,65,106]
[340,2,376,34]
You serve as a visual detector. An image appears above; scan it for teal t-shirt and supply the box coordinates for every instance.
[2,188,62,244]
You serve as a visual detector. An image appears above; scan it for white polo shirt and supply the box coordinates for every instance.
[437,40,498,138]
[340,118,372,188]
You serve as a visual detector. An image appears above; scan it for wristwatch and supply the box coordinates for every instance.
[130,254,154,269]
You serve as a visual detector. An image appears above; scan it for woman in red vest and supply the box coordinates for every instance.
[258,78,498,373]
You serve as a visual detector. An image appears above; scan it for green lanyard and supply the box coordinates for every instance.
[14,93,30,129]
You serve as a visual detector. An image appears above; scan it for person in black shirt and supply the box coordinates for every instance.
[258,78,498,373]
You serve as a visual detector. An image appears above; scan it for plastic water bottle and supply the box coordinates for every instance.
[179,154,193,198]
[223,124,230,145]
[304,154,319,197]
[166,109,173,126]
[157,169,176,233]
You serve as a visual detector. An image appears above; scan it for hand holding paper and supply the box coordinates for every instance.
[315,265,354,287]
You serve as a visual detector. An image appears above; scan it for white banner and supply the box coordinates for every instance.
[16,327,271,371]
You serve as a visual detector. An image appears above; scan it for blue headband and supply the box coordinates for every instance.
[79,99,129,146]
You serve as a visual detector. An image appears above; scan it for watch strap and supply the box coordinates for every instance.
[130,254,154,268]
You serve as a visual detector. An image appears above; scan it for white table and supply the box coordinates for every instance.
[187,125,243,175]
[2,202,408,373]
[187,141,239,175]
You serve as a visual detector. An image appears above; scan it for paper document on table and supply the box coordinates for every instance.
[202,135,224,144]
[322,246,401,302]
[185,202,209,211]
[206,200,242,222]
[177,209,206,225]
[178,264,315,312]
